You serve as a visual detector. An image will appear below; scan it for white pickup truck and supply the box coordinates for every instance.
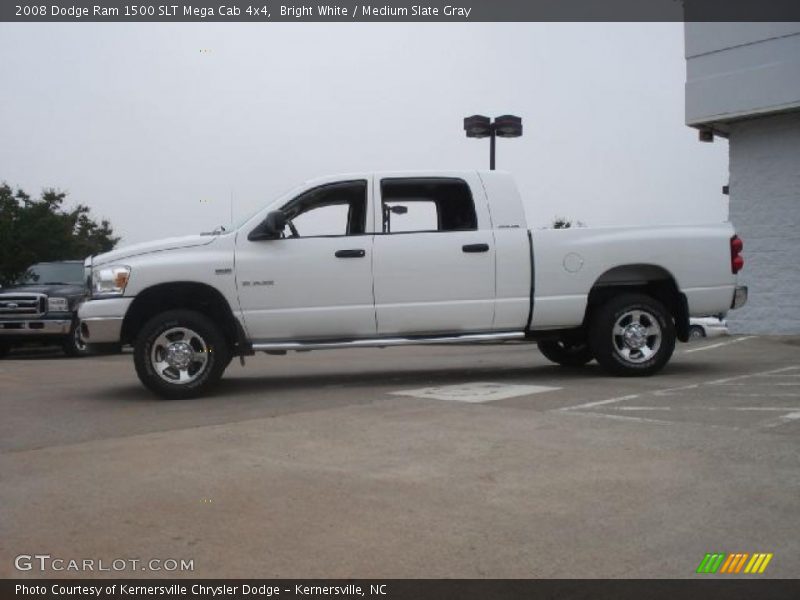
[79,171,747,399]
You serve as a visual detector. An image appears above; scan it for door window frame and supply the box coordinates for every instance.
[376,177,479,235]
[249,179,371,240]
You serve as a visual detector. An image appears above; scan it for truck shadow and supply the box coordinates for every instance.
[216,360,722,395]
[94,360,727,403]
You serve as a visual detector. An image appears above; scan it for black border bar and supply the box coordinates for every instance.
[4,580,800,600]
[3,0,800,22]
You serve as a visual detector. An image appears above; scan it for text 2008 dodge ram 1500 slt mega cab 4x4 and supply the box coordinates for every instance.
[79,171,748,399]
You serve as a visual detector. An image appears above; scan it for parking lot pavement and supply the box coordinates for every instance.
[1,335,798,578]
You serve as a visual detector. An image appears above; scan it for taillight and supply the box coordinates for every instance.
[731,235,744,274]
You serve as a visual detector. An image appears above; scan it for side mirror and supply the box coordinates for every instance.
[248,211,287,241]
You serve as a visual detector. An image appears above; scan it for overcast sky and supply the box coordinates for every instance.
[0,23,729,245]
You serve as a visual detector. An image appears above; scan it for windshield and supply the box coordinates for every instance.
[19,263,84,285]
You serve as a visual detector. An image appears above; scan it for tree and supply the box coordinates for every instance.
[0,183,119,286]
[551,217,587,229]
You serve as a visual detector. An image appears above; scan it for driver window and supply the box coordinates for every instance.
[280,180,367,238]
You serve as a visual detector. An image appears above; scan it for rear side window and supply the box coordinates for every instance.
[380,178,477,233]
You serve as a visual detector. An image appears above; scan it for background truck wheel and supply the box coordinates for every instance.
[589,293,676,377]
[537,339,593,366]
[134,309,230,399]
[0,342,11,359]
[62,321,91,357]
[689,325,706,340]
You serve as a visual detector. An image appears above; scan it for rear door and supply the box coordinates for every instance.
[371,175,496,335]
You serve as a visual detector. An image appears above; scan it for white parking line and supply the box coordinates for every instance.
[559,393,641,412]
[764,411,800,428]
[606,406,800,412]
[612,406,672,411]
[683,335,755,354]
[721,393,800,398]
[755,373,800,378]
[706,366,799,386]
[558,366,800,414]
[559,410,672,425]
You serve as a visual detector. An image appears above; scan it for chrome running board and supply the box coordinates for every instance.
[251,331,525,352]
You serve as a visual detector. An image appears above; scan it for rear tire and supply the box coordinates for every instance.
[589,293,675,377]
[63,321,91,357]
[689,325,706,340]
[134,309,230,399]
[0,342,11,359]
[537,339,593,367]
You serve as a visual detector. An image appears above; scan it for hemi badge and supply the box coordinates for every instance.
[215,268,233,275]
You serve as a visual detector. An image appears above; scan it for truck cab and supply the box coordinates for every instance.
[236,171,529,339]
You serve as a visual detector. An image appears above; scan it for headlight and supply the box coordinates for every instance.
[47,297,69,312]
[92,265,131,296]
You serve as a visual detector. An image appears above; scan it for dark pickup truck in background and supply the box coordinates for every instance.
[0,260,90,358]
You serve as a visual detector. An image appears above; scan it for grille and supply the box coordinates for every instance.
[0,294,46,318]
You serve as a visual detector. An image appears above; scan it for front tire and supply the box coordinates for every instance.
[537,339,594,366]
[589,294,675,377]
[134,310,230,399]
[0,342,11,359]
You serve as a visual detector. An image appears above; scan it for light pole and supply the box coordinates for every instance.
[463,114,522,170]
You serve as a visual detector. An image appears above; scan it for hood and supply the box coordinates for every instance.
[1,283,85,297]
[92,234,218,266]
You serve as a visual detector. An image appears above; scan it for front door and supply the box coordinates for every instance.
[235,179,376,341]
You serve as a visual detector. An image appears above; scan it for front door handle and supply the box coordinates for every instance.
[335,249,366,258]
[462,243,490,253]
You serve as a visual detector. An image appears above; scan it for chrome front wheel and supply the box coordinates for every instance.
[134,310,230,399]
[150,327,210,385]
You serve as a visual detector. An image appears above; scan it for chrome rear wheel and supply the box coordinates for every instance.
[611,309,662,364]
[590,294,676,377]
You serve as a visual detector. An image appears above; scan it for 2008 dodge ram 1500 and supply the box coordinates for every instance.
[79,171,748,399]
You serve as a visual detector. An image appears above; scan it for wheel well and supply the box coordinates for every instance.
[121,282,246,352]
[586,265,690,342]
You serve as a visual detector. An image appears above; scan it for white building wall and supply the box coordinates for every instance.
[685,23,800,128]
[727,112,800,334]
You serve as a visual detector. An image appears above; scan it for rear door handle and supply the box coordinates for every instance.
[335,249,366,258]
[462,243,490,253]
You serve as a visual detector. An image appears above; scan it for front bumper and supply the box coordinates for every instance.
[731,285,748,310]
[0,319,71,336]
[78,297,132,344]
